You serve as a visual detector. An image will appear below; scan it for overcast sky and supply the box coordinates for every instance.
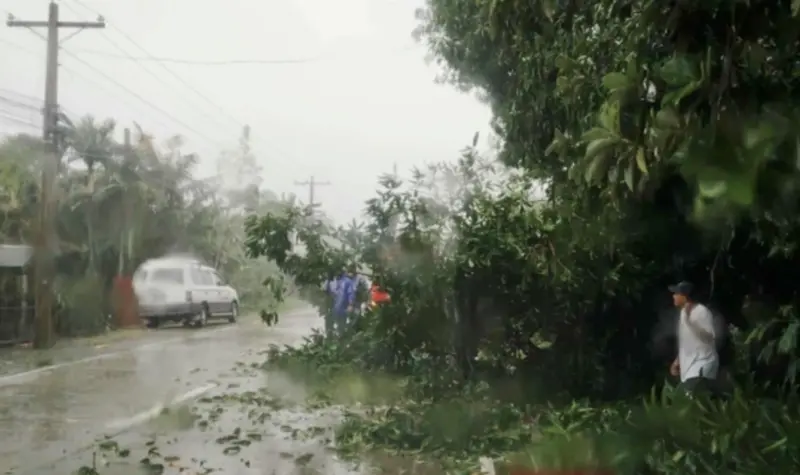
[0,0,492,223]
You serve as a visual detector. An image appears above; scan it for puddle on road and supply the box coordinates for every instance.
[55,366,444,475]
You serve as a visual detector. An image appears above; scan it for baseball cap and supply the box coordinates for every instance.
[668,281,694,297]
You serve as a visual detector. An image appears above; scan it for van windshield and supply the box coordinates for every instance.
[150,268,184,284]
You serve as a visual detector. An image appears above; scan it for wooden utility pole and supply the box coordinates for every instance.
[7,1,105,348]
[294,175,330,214]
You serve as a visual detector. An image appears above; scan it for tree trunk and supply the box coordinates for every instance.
[117,231,125,276]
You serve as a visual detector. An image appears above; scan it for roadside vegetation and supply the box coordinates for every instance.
[244,1,800,473]
[0,121,293,340]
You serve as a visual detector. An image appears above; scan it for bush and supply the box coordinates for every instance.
[329,381,800,474]
[511,390,800,474]
[55,273,108,337]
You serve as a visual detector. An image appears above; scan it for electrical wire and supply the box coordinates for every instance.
[0,87,42,103]
[63,43,417,66]
[0,94,42,112]
[0,112,39,129]
[3,9,317,180]
[0,87,81,120]
[66,0,245,134]
[61,1,242,141]
[1,37,173,132]
[64,0,312,171]
[0,38,242,177]
[59,47,229,150]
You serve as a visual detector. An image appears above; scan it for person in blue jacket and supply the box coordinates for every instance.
[325,264,357,336]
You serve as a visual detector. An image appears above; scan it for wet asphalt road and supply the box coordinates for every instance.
[0,308,370,475]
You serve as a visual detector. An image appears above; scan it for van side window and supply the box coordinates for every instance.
[151,268,184,284]
[190,268,205,285]
[199,270,215,286]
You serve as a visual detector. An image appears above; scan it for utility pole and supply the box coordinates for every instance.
[294,175,330,214]
[7,1,105,348]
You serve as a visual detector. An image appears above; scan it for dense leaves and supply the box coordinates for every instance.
[245,0,800,472]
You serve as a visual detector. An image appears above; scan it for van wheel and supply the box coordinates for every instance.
[228,302,238,323]
[145,318,160,329]
[194,306,209,328]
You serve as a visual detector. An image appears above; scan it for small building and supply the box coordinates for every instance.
[0,244,33,346]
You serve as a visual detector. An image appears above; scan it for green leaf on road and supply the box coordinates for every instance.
[295,452,315,465]
[223,445,242,455]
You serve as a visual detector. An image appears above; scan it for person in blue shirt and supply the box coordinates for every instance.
[322,270,340,335]
[324,265,357,336]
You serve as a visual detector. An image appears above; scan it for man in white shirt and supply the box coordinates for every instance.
[668,281,719,392]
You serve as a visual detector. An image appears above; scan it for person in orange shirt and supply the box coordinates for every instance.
[369,281,391,309]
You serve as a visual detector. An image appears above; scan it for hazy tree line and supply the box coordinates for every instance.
[0,116,291,339]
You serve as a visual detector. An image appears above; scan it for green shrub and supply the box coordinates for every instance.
[330,385,800,474]
[510,389,800,474]
[55,273,108,337]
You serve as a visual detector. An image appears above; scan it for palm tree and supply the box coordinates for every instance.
[60,116,117,273]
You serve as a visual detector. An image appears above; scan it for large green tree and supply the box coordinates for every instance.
[246,0,800,400]
[415,0,800,393]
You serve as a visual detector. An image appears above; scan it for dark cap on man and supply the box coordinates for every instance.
[668,281,694,298]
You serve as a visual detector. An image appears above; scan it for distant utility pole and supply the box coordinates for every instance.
[294,176,330,214]
[7,1,105,349]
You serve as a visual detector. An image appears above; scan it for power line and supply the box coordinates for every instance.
[67,0,245,134]
[63,0,411,174]
[1,38,177,134]
[59,45,229,150]
[0,112,39,129]
[67,49,327,65]
[63,0,312,173]
[59,43,417,66]
[1,36,297,172]
[2,19,306,174]
[61,1,241,140]
[0,94,42,112]
[2,33,226,151]
[0,87,42,103]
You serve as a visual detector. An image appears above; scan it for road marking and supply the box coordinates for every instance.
[0,352,121,386]
[105,383,217,431]
[0,326,236,387]
[15,383,219,474]
[0,308,316,387]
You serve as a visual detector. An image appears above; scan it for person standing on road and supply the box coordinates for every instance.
[668,281,720,394]
[323,270,342,336]
[328,265,357,337]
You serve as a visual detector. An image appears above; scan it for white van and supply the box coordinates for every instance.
[132,256,240,328]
